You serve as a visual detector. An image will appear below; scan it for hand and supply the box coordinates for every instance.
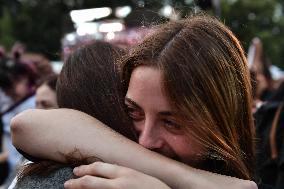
[64,162,170,189]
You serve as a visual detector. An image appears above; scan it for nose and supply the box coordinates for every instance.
[137,118,163,150]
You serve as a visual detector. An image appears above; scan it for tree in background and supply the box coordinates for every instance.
[0,0,283,68]
[221,0,284,69]
[0,0,133,60]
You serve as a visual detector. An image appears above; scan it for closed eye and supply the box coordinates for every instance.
[125,97,145,121]
[162,118,182,134]
[126,106,144,121]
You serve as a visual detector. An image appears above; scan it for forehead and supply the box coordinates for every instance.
[126,66,172,112]
[130,66,162,88]
[36,85,55,98]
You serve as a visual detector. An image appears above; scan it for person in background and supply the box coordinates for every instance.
[0,58,37,185]
[5,74,59,187]
[35,74,58,109]
[21,53,54,81]
[11,41,136,189]
[247,38,276,112]
[255,81,284,189]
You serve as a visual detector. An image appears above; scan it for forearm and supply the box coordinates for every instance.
[11,109,134,163]
[10,109,185,188]
[11,109,257,189]
[11,109,180,186]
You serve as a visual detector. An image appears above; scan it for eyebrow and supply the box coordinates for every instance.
[159,111,174,116]
[125,97,142,110]
[125,97,175,116]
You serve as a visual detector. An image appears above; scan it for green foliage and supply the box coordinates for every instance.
[11,0,73,59]
[0,8,14,49]
[221,0,284,68]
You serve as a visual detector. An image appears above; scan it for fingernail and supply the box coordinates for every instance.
[64,180,72,188]
[73,167,80,175]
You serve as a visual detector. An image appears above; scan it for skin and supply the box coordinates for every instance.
[11,109,257,189]
[14,78,30,100]
[11,67,258,189]
[8,77,31,102]
[9,16,256,187]
[125,66,205,166]
[62,66,257,189]
[64,162,171,189]
[35,84,58,109]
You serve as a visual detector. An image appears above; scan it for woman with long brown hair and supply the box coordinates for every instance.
[121,14,255,180]
[12,41,138,188]
[11,14,260,189]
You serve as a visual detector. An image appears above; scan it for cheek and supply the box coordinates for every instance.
[15,84,27,94]
[47,94,57,105]
[132,119,147,134]
[168,136,206,164]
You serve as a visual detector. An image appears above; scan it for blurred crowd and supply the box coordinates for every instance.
[0,42,58,187]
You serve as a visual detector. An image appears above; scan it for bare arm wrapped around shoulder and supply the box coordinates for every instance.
[11,109,258,189]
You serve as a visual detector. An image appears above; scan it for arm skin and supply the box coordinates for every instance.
[11,109,258,189]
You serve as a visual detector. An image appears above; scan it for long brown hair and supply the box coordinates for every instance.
[57,41,135,140]
[18,41,136,179]
[122,14,255,180]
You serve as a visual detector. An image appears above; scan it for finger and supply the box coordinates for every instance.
[64,176,114,189]
[74,162,125,179]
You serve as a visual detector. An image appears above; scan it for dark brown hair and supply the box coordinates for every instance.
[36,74,58,91]
[56,41,135,139]
[18,41,136,179]
[122,14,255,180]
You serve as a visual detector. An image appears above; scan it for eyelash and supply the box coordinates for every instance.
[126,106,144,121]
[163,119,181,130]
[126,104,182,133]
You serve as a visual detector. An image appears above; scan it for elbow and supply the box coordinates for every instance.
[245,181,258,189]
[10,109,34,148]
[11,113,22,135]
[10,112,23,148]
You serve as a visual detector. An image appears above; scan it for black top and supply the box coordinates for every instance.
[258,183,274,189]
[255,101,284,189]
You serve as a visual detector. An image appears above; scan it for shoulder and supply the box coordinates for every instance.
[14,167,74,189]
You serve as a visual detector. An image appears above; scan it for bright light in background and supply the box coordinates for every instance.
[70,7,112,23]
[160,5,173,18]
[63,33,77,46]
[76,22,98,36]
[106,32,115,40]
[66,33,76,42]
[51,61,63,74]
[99,22,124,33]
[115,6,132,18]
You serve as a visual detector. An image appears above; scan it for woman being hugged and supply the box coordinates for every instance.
[12,41,139,189]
